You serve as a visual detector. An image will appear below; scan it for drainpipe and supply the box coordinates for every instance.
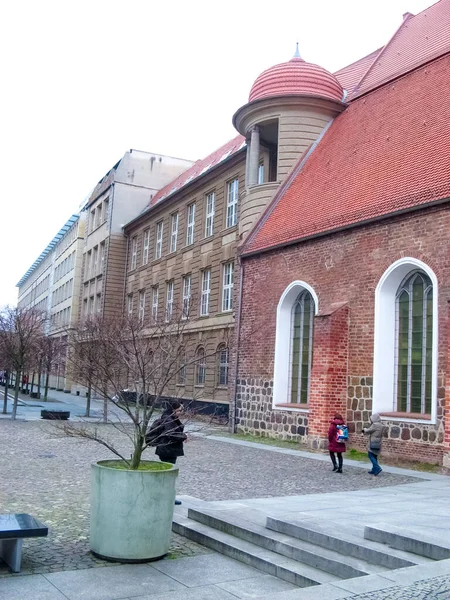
[231,257,245,433]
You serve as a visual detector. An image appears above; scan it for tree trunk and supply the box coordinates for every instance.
[130,444,143,470]
[12,370,21,420]
[2,372,9,414]
[37,365,42,397]
[85,383,91,418]
[30,371,35,395]
[44,372,50,401]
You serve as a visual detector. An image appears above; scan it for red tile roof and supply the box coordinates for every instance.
[352,0,450,97]
[150,135,245,207]
[243,53,450,255]
[249,57,344,103]
[333,48,382,95]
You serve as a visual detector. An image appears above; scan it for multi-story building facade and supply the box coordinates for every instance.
[79,149,194,323]
[16,214,85,391]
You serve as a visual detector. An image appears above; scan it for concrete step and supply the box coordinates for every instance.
[173,513,340,588]
[266,517,426,570]
[187,508,387,579]
[364,524,450,560]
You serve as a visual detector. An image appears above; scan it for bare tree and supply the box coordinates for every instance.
[64,308,229,469]
[0,306,47,419]
[38,335,65,401]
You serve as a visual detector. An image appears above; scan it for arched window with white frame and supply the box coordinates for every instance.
[290,290,314,404]
[395,271,433,415]
[273,281,318,408]
[373,258,438,422]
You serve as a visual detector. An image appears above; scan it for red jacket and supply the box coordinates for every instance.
[328,418,347,453]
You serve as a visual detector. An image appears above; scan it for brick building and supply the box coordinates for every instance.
[233,1,450,466]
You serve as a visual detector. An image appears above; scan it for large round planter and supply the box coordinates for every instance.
[90,461,179,562]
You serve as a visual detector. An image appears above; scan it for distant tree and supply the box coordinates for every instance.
[0,306,47,419]
[65,308,229,469]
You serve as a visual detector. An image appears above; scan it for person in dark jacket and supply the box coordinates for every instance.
[363,413,383,475]
[328,413,346,473]
[146,400,187,504]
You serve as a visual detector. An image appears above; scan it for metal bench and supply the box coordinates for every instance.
[0,513,48,572]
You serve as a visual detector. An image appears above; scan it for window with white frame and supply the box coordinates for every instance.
[195,347,206,385]
[96,293,102,313]
[165,280,174,321]
[177,349,186,385]
[200,269,211,316]
[182,275,191,319]
[186,203,196,245]
[205,192,215,237]
[155,221,163,259]
[142,229,150,265]
[258,162,264,184]
[373,258,438,422]
[217,345,229,386]
[170,213,178,253]
[130,236,138,270]
[290,290,314,404]
[151,286,159,321]
[273,281,318,407]
[127,294,133,317]
[226,179,238,228]
[222,262,234,312]
[138,290,145,322]
[394,271,433,414]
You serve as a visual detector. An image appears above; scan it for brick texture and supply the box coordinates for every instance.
[235,204,450,465]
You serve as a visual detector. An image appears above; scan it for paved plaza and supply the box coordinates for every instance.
[0,391,449,598]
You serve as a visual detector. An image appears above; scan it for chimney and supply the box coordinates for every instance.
[402,12,414,21]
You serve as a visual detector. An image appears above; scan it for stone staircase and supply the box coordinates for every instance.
[173,500,450,590]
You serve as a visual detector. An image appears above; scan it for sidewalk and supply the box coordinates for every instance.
[1,391,449,599]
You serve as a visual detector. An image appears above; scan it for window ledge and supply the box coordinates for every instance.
[275,403,309,411]
[379,412,431,421]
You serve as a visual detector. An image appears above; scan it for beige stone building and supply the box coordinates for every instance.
[121,50,346,415]
[79,149,194,323]
[16,214,85,391]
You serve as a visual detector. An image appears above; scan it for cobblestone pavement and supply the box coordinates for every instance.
[0,420,420,578]
[346,575,450,599]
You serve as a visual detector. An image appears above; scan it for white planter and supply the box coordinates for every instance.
[90,460,179,561]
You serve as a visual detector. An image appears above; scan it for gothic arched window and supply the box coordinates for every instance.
[290,290,314,404]
[395,271,433,414]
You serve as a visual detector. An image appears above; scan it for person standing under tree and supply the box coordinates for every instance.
[146,399,187,504]
[328,413,347,473]
[363,413,383,475]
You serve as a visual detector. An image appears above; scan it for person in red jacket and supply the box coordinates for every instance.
[328,413,346,473]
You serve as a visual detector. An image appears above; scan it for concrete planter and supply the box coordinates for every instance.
[90,460,179,562]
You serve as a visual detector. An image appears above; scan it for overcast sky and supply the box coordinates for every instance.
[1,0,435,307]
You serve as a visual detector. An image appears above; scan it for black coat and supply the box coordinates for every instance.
[147,413,187,458]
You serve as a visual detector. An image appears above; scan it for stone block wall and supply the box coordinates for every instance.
[347,375,445,464]
[235,378,309,441]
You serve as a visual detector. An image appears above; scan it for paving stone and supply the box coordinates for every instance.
[0,419,420,579]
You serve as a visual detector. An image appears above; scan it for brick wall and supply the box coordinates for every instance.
[235,205,450,464]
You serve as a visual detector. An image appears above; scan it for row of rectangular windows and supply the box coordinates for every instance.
[54,251,76,283]
[52,278,74,307]
[128,261,234,322]
[85,242,105,281]
[89,198,109,234]
[129,179,239,270]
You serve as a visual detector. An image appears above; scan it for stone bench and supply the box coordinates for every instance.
[0,513,48,572]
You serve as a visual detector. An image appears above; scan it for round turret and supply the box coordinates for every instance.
[249,56,344,104]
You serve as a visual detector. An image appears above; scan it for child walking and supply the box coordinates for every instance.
[328,413,347,473]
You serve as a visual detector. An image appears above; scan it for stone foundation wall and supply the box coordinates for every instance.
[347,375,445,464]
[235,378,308,441]
[235,374,446,464]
